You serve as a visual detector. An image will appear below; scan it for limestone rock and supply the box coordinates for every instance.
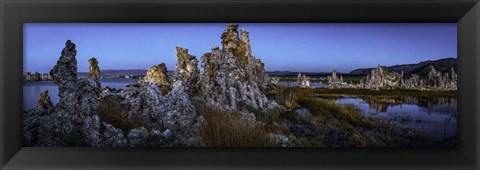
[269,133,290,147]
[173,47,200,94]
[88,57,100,79]
[199,23,273,114]
[327,70,344,84]
[425,65,457,90]
[143,63,170,86]
[361,66,403,89]
[26,40,103,147]
[100,122,128,147]
[221,23,240,52]
[296,73,310,88]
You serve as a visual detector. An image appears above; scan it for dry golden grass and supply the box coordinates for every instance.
[274,86,299,109]
[97,96,143,133]
[196,104,276,147]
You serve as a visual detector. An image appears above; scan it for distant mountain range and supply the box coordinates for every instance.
[76,58,457,78]
[349,57,457,77]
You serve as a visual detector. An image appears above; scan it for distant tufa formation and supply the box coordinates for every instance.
[296,73,311,88]
[24,23,282,147]
[358,65,457,90]
[88,57,100,79]
[25,72,51,81]
[327,70,344,84]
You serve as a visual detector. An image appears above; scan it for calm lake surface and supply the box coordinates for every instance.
[23,79,139,110]
[335,97,457,141]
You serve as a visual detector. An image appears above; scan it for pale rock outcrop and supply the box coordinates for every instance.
[143,63,170,86]
[425,65,457,90]
[327,70,344,84]
[358,65,456,90]
[402,74,424,89]
[199,23,274,115]
[270,76,280,85]
[360,66,403,89]
[173,47,200,94]
[296,73,311,88]
[138,80,204,146]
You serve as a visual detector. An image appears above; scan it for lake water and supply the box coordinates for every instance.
[23,79,139,110]
[334,97,457,141]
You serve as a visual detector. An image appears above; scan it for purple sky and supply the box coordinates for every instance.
[24,23,457,73]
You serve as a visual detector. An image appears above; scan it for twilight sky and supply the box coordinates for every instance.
[24,23,457,73]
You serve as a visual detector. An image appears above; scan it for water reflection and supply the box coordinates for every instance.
[335,96,457,141]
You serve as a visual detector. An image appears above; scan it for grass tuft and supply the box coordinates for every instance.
[196,104,276,147]
[274,86,299,109]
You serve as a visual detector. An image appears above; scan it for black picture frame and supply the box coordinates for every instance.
[1,0,479,169]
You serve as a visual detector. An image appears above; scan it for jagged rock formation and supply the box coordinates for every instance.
[360,65,457,90]
[327,70,344,84]
[199,23,274,114]
[402,74,424,89]
[360,66,403,89]
[296,73,311,88]
[173,47,200,94]
[26,40,104,146]
[88,57,100,79]
[425,65,457,90]
[143,63,170,86]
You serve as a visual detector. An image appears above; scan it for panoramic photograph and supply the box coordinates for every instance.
[23,23,457,147]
